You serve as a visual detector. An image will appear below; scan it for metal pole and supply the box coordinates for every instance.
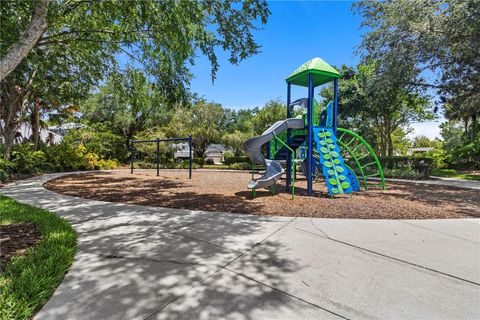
[286,82,292,191]
[266,141,271,160]
[156,138,160,176]
[333,78,339,134]
[130,141,134,174]
[188,134,192,179]
[307,73,314,196]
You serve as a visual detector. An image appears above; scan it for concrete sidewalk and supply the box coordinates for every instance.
[2,173,479,320]
[377,176,480,190]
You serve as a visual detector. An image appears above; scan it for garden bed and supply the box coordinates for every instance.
[44,170,480,219]
[0,196,77,320]
[0,222,42,270]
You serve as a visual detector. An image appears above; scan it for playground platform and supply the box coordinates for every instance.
[2,173,479,320]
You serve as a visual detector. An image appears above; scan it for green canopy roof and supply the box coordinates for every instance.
[286,57,340,87]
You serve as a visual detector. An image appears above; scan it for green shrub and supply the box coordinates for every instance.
[230,162,251,170]
[0,140,119,182]
[0,169,9,182]
[10,144,46,174]
[0,159,16,181]
[205,158,215,165]
[383,168,424,180]
[176,160,199,169]
[223,156,249,165]
[378,156,432,178]
[192,157,205,166]
[63,126,126,162]
[223,150,234,159]
[444,136,480,170]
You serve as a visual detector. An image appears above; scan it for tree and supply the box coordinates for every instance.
[320,63,434,159]
[221,131,251,156]
[0,0,49,81]
[161,100,225,157]
[440,121,465,152]
[251,100,286,135]
[1,0,270,159]
[354,0,480,141]
[81,67,168,150]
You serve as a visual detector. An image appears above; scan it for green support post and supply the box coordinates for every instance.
[273,133,296,200]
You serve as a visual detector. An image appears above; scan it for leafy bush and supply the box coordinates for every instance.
[192,157,204,166]
[444,136,480,170]
[425,149,447,169]
[230,162,251,170]
[0,159,16,182]
[379,156,432,178]
[10,144,46,174]
[205,158,215,165]
[0,168,9,182]
[0,141,118,182]
[383,168,424,180]
[223,156,249,165]
[63,126,126,162]
[223,150,234,159]
[176,160,200,169]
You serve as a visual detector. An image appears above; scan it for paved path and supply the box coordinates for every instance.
[381,176,480,190]
[2,173,479,320]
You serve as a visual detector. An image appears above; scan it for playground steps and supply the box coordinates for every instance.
[273,134,307,160]
[313,128,354,195]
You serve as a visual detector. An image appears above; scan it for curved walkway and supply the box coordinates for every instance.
[2,173,479,320]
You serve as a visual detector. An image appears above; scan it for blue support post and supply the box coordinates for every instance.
[307,73,314,196]
[285,82,292,191]
[266,141,271,160]
[333,78,339,134]
[188,134,192,179]
[130,141,134,174]
[156,138,160,176]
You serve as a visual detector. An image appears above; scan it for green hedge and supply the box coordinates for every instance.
[0,143,118,182]
[379,156,432,178]
[223,156,249,165]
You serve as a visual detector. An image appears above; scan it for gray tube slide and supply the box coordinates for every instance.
[243,118,305,189]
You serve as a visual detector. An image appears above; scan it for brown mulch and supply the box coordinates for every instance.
[0,222,42,270]
[44,170,480,219]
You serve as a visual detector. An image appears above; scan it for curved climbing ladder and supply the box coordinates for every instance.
[336,128,385,191]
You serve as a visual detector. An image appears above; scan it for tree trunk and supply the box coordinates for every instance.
[1,84,23,160]
[0,0,50,81]
[385,120,394,169]
[463,117,469,141]
[32,99,41,150]
[471,113,477,140]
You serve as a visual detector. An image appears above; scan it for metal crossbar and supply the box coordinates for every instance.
[130,136,192,179]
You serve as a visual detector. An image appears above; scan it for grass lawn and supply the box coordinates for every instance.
[0,195,77,320]
[431,169,480,181]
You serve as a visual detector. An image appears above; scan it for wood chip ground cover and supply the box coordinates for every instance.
[44,170,480,219]
[0,222,42,270]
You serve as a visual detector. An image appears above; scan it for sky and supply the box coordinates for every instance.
[188,1,443,139]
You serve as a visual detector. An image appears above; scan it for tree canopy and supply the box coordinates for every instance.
[0,0,270,159]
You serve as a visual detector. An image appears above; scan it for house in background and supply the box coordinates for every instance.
[204,144,228,164]
[48,122,85,136]
[407,147,434,156]
[0,121,63,145]
[173,142,190,162]
[173,143,229,164]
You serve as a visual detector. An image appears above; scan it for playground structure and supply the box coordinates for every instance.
[244,57,385,197]
[130,136,193,179]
